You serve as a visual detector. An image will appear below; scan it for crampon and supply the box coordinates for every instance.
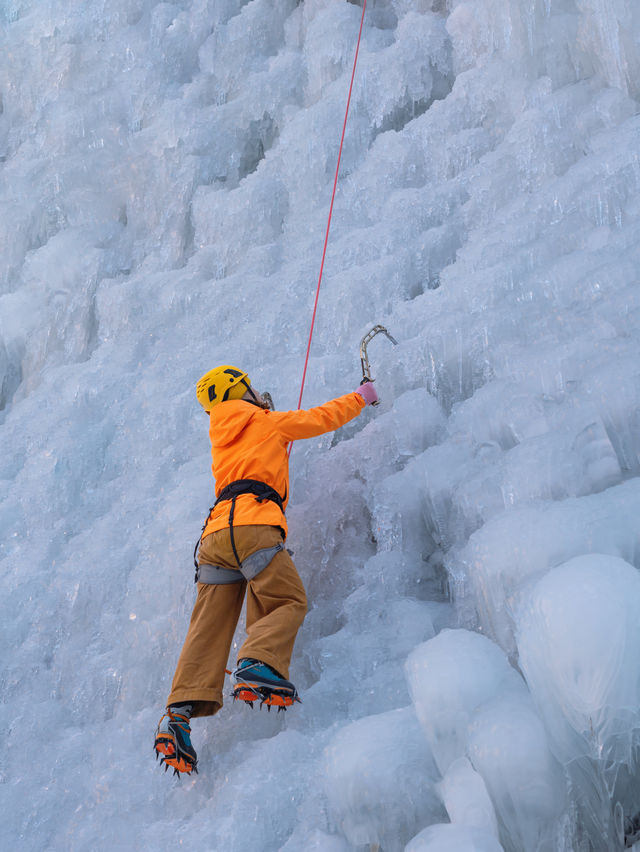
[232,682,301,712]
[229,659,301,711]
[154,710,198,777]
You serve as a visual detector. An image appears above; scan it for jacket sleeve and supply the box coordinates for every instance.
[267,392,366,442]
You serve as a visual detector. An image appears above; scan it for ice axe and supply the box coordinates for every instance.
[359,325,397,405]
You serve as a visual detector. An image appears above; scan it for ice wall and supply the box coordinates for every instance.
[2,0,640,850]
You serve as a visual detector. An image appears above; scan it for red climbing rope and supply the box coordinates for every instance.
[295,0,367,414]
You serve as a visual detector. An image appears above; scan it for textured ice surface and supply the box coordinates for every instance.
[2,0,640,850]
[405,822,505,852]
[407,630,566,851]
[518,554,640,840]
[323,706,446,851]
[451,480,640,655]
[437,757,499,839]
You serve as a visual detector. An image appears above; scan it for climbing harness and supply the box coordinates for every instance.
[359,325,397,404]
[193,479,286,582]
[197,541,284,585]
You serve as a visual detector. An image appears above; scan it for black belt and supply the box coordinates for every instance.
[215,479,284,513]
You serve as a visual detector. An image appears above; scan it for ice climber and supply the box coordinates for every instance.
[154,365,378,775]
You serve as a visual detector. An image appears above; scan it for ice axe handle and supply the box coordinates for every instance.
[359,324,396,406]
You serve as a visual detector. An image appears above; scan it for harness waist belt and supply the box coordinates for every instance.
[197,542,284,585]
[214,479,285,512]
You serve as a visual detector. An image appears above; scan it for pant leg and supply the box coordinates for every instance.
[166,528,245,717]
[167,525,308,715]
[236,527,308,680]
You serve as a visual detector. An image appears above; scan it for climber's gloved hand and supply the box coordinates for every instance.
[354,380,378,406]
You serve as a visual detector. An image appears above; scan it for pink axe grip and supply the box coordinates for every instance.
[354,381,379,406]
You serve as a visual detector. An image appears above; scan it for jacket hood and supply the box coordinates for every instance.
[209,399,261,448]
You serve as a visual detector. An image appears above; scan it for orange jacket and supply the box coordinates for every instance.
[202,392,366,539]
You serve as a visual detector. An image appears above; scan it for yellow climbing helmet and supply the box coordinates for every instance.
[196,365,251,411]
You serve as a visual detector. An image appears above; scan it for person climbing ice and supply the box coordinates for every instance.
[154,365,378,775]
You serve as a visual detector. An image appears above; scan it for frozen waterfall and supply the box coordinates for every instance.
[2,1,640,850]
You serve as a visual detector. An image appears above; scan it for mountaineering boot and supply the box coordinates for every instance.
[154,706,198,775]
[231,658,300,709]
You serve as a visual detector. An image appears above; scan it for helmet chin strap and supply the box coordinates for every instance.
[242,379,267,408]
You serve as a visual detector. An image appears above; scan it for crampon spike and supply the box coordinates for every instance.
[232,682,300,710]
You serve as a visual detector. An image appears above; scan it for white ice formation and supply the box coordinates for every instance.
[2,1,640,850]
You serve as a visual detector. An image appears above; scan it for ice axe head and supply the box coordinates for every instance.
[359,325,397,404]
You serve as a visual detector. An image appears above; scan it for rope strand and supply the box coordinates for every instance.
[294,0,367,416]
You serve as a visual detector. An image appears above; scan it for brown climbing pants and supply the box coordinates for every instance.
[166,524,308,718]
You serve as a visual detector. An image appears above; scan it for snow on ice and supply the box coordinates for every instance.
[1,0,640,850]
